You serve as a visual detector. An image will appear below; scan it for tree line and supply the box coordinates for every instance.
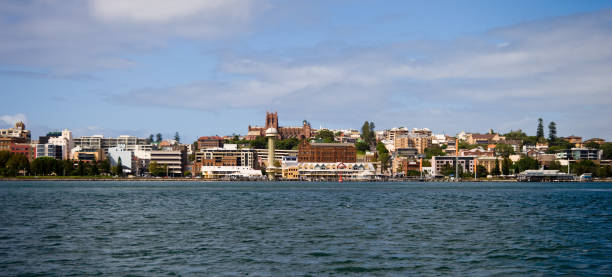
[0,151,125,177]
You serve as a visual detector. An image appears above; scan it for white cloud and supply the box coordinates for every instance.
[91,0,252,23]
[0,0,265,72]
[0,114,28,128]
[115,10,612,138]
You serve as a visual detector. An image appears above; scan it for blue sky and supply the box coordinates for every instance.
[1,0,612,142]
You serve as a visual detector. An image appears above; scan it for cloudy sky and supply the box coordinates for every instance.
[1,0,611,142]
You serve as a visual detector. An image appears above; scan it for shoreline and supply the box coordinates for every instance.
[1,177,610,182]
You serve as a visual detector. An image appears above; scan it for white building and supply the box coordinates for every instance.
[200,166,263,179]
[151,150,185,176]
[108,144,134,173]
[47,129,73,160]
[297,162,376,181]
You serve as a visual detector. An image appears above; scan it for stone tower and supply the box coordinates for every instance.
[266,127,278,180]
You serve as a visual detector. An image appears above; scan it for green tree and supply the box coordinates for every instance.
[276,137,301,150]
[476,165,488,178]
[513,157,539,173]
[424,145,446,159]
[355,141,369,152]
[6,154,29,176]
[77,161,85,176]
[376,142,390,172]
[0,151,11,168]
[584,141,600,149]
[156,133,162,143]
[537,118,544,141]
[492,158,501,176]
[601,143,612,160]
[91,160,99,176]
[114,157,123,176]
[502,157,511,175]
[62,160,74,176]
[174,132,180,143]
[440,164,455,176]
[249,136,267,149]
[361,121,370,144]
[548,121,557,142]
[596,165,611,178]
[31,157,57,176]
[572,160,597,176]
[149,161,166,177]
[360,121,376,146]
[148,134,154,143]
[315,129,335,143]
[99,159,111,174]
[495,143,515,157]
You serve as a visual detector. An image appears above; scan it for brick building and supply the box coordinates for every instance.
[9,143,35,161]
[197,136,224,149]
[298,141,356,163]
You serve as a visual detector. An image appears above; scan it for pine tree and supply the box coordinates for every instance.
[156,133,162,143]
[114,157,123,177]
[492,158,501,176]
[174,132,180,143]
[361,121,370,144]
[502,157,511,175]
[536,118,544,141]
[548,121,557,142]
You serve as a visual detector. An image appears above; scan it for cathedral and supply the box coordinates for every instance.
[246,112,313,140]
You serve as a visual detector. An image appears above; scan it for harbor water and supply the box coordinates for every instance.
[1,181,611,276]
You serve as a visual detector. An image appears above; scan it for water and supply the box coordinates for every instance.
[1,181,611,276]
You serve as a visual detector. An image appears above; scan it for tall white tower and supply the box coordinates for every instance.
[265,128,278,180]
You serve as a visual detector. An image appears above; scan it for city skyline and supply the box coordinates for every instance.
[1,1,612,142]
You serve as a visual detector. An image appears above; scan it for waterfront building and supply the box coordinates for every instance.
[392,157,420,176]
[197,136,224,149]
[297,162,375,181]
[431,156,476,176]
[9,143,35,161]
[298,141,356,163]
[246,111,313,140]
[73,135,149,153]
[517,169,574,182]
[476,156,501,174]
[35,144,63,160]
[200,166,263,180]
[194,145,257,169]
[150,150,186,176]
[255,149,298,168]
[46,129,73,160]
[72,149,105,162]
[108,144,134,173]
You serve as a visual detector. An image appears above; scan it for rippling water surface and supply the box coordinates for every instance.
[1,181,611,276]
